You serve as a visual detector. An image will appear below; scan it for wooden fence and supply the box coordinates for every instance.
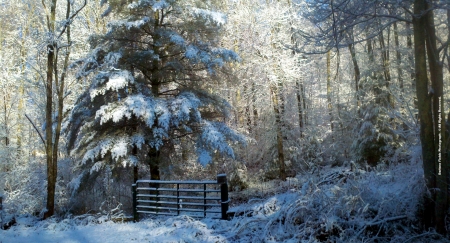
[132,174,229,221]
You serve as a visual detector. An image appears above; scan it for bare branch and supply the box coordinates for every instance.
[57,0,88,39]
[24,114,46,149]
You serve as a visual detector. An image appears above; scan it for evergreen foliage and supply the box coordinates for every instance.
[65,0,245,192]
[351,77,399,166]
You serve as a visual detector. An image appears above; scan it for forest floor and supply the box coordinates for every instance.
[1,160,450,242]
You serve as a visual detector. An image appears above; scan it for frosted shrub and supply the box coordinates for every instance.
[2,159,46,216]
[229,160,426,242]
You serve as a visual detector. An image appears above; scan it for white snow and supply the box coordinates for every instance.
[191,7,227,26]
[0,215,227,243]
[110,140,129,161]
[1,160,441,242]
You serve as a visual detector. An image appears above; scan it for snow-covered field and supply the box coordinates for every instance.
[2,161,450,242]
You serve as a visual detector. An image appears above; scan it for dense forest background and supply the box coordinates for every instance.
[1,0,450,236]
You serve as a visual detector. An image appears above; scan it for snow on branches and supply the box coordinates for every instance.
[65,0,245,191]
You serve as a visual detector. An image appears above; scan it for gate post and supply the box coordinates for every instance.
[132,184,139,222]
[217,174,229,220]
[0,194,3,230]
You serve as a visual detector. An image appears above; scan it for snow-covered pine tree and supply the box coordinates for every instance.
[65,0,245,192]
[351,75,400,166]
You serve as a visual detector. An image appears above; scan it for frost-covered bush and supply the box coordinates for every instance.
[228,160,426,242]
[1,157,46,217]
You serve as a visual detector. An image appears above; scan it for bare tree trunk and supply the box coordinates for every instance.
[393,22,404,94]
[43,0,86,219]
[447,10,450,73]
[149,9,163,181]
[43,0,57,219]
[243,83,251,133]
[367,37,375,64]
[149,148,161,180]
[413,0,436,230]
[378,28,394,108]
[2,93,8,146]
[270,84,286,181]
[236,89,243,125]
[326,50,333,134]
[348,43,360,108]
[296,78,304,137]
[424,2,447,233]
[251,81,258,129]
[406,18,416,101]
[301,82,307,126]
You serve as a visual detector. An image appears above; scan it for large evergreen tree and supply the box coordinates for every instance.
[65,0,244,191]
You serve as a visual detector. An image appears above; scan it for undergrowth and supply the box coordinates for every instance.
[226,161,450,242]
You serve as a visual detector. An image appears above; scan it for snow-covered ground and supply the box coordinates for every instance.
[2,161,450,242]
[0,215,229,243]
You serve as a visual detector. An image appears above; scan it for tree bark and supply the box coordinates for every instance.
[406,20,415,87]
[296,78,304,137]
[251,81,258,129]
[149,8,162,181]
[378,28,394,108]
[413,0,437,230]
[43,0,86,219]
[326,50,333,134]
[43,0,57,219]
[243,83,252,133]
[393,22,404,94]
[447,10,450,73]
[348,43,360,108]
[270,84,286,181]
[149,148,161,180]
[424,1,447,233]
[3,93,9,146]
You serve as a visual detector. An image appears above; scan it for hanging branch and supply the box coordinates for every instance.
[24,113,46,149]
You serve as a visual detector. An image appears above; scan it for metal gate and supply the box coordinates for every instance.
[132,174,229,221]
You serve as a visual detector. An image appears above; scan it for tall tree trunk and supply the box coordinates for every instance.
[277,79,286,131]
[447,10,450,73]
[2,93,8,146]
[270,84,286,181]
[367,37,375,64]
[149,9,163,181]
[133,146,138,183]
[251,81,258,129]
[301,81,307,126]
[424,1,447,233]
[326,50,333,134]
[413,0,436,230]
[43,0,57,220]
[348,43,360,108]
[406,17,416,111]
[393,22,404,94]
[378,29,394,108]
[296,78,304,137]
[149,148,161,180]
[243,83,251,133]
[236,89,243,125]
